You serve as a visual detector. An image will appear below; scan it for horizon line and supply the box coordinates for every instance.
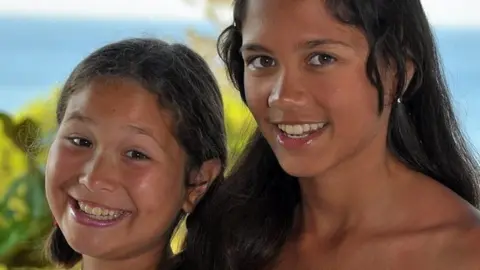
[0,13,480,28]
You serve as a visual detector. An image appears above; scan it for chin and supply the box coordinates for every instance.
[277,159,321,178]
[66,231,117,259]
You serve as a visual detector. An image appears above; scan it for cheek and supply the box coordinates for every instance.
[244,76,270,120]
[46,142,84,188]
[45,141,79,217]
[125,166,185,222]
[318,72,380,139]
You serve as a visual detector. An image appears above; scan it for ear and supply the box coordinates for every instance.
[383,59,416,105]
[402,59,415,96]
[182,159,222,214]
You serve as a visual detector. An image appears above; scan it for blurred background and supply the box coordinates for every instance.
[0,0,478,269]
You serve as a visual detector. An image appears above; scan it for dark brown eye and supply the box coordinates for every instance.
[68,137,92,148]
[247,56,276,70]
[308,53,336,66]
[126,150,150,160]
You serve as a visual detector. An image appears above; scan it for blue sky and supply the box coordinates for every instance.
[0,0,206,20]
[0,0,478,26]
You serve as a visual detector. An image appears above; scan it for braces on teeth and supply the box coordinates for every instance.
[278,123,326,138]
[77,201,124,220]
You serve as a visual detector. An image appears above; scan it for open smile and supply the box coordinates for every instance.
[274,122,328,149]
[68,196,131,228]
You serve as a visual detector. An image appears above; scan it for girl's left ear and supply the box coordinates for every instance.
[386,60,415,104]
[182,159,221,213]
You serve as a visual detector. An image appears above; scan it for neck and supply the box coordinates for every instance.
[297,135,417,242]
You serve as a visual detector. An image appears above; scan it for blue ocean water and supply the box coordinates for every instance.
[0,16,479,150]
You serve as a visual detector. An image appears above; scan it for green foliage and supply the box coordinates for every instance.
[0,111,53,268]
[222,91,256,165]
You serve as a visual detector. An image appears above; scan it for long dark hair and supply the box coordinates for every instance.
[180,0,480,269]
[45,38,227,269]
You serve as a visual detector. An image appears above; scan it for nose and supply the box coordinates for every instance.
[79,152,118,193]
[267,69,308,109]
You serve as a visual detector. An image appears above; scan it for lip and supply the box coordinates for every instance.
[68,196,131,228]
[274,123,328,150]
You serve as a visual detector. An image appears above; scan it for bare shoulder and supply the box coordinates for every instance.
[397,185,480,269]
[456,217,480,264]
[436,208,480,269]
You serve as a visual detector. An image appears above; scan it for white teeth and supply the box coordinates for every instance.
[78,201,123,220]
[278,123,326,138]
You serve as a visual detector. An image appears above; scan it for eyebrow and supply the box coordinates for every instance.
[65,111,155,139]
[302,39,351,49]
[127,124,155,138]
[127,124,167,150]
[65,111,96,124]
[239,38,351,53]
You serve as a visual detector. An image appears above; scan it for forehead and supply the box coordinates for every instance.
[242,0,364,49]
[65,78,174,132]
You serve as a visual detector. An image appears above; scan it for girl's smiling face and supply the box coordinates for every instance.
[46,78,190,261]
[240,0,396,178]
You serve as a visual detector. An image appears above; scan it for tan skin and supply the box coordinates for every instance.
[45,78,220,270]
[240,0,480,269]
